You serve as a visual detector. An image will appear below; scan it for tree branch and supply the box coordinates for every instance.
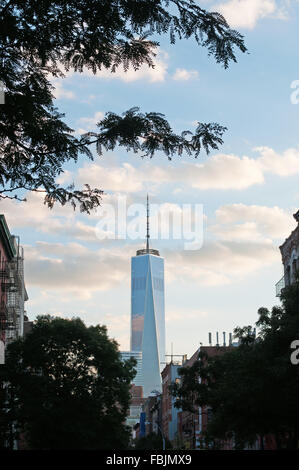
[0,0,14,18]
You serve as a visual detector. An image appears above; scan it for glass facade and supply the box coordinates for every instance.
[120,351,143,387]
[131,253,165,397]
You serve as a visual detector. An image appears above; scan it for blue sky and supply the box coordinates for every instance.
[3,0,299,357]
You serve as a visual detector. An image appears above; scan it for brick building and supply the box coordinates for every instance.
[125,384,145,441]
[174,345,277,450]
[142,395,161,436]
[276,209,299,296]
[161,358,186,446]
[175,346,236,449]
[0,215,28,363]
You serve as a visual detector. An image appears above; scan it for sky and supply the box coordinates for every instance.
[2,0,299,358]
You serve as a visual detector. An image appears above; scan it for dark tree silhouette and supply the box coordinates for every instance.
[171,278,299,449]
[0,0,247,211]
[134,432,172,450]
[0,315,136,449]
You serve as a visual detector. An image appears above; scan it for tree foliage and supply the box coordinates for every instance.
[171,277,299,449]
[0,0,247,211]
[84,107,227,159]
[0,315,137,449]
[134,432,172,450]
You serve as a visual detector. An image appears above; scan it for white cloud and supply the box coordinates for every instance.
[0,192,101,242]
[3,145,299,230]
[75,154,264,193]
[22,219,281,295]
[172,69,199,81]
[96,51,169,83]
[24,242,130,292]
[180,154,264,190]
[59,50,169,84]
[256,146,299,176]
[178,146,299,189]
[78,111,104,128]
[26,290,131,349]
[73,145,299,193]
[51,79,76,100]
[40,218,104,241]
[6,196,291,298]
[56,170,73,185]
[76,127,89,135]
[163,203,296,286]
[48,49,169,102]
[166,239,279,286]
[211,204,295,242]
[214,0,277,29]
[75,111,105,135]
[166,309,208,323]
[77,163,144,193]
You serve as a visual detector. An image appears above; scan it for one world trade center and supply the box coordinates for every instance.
[130,196,165,397]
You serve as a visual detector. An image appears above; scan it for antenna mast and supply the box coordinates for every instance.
[146,194,150,253]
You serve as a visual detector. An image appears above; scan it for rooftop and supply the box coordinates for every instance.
[136,248,160,256]
[0,214,16,259]
[136,195,160,257]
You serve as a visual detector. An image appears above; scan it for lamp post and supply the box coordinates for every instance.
[149,390,166,450]
[157,422,166,451]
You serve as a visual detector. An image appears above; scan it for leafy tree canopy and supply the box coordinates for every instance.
[134,432,172,450]
[0,315,137,449]
[0,0,247,211]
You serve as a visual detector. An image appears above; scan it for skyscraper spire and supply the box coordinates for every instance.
[136,194,159,256]
[146,194,150,253]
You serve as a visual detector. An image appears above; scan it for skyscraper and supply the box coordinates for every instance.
[130,196,165,397]
[120,350,143,387]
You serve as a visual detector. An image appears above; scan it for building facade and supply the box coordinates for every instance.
[0,215,28,364]
[175,346,236,449]
[276,210,299,296]
[161,361,185,444]
[126,385,145,436]
[142,393,163,439]
[131,250,165,397]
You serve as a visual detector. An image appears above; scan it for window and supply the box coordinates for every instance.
[132,277,146,290]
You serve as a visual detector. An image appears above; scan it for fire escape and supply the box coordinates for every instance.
[0,249,24,344]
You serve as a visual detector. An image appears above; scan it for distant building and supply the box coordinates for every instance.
[175,345,235,450]
[7,236,28,341]
[23,314,33,337]
[161,361,183,444]
[120,351,144,438]
[120,350,143,387]
[276,210,299,296]
[176,348,201,449]
[171,344,272,450]
[130,196,165,397]
[0,215,28,363]
[142,393,162,438]
[126,385,145,436]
